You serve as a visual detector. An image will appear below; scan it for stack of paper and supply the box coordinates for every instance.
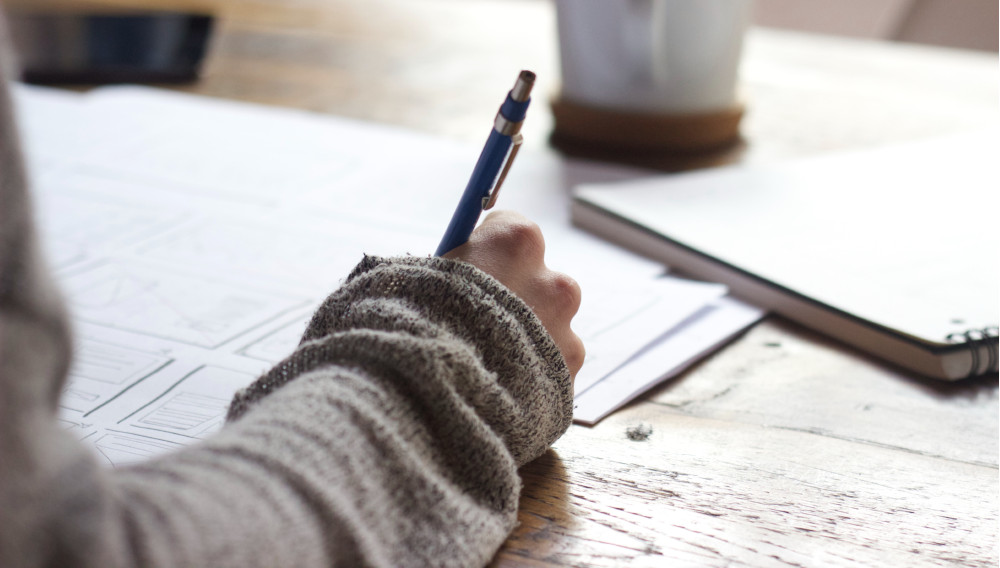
[14,85,762,466]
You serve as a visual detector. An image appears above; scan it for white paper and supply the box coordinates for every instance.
[14,85,760,464]
[573,277,727,394]
[573,296,764,425]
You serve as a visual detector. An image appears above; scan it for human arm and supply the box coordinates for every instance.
[1,20,581,563]
[3,253,577,567]
[105,245,577,567]
[2,219,580,567]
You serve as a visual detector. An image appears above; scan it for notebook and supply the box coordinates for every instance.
[572,129,999,380]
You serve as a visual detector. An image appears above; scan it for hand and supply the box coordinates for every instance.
[444,210,585,379]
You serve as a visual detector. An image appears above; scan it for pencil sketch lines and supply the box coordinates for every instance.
[60,339,172,414]
[62,262,307,348]
[238,313,312,363]
[93,432,184,468]
[136,392,228,435]
[73,272,159,309]
[121,365,255,439]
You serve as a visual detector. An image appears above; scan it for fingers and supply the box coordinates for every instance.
[444,210,545,275]
[537,271,585,376]
[444,211,585,378]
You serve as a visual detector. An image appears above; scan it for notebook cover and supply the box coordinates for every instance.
[572,130,999,379]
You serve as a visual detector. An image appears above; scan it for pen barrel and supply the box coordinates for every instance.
[435,129,513,256]
[435,70,534,257]
[499,93,531,125]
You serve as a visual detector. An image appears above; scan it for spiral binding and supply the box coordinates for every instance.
[946,326,999,379]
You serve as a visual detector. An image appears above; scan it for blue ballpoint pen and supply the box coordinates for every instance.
[435,70,535,256]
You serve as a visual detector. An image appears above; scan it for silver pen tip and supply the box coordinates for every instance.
[511,70,536,102]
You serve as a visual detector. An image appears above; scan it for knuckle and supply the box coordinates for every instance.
[564,334,586,374]
[548,272,582,313]
[496,219,545,259]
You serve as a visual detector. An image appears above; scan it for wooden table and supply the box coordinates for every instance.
[12,1,999,565]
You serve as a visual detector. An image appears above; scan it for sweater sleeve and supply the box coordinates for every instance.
[0,17,574,567]
[4,253,573,568]
[103,255,574,567]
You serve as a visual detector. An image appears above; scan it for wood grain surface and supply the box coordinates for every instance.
[8,1,998,566]
[500,320,997,566]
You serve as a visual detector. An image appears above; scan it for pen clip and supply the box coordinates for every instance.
[482,132,523,210]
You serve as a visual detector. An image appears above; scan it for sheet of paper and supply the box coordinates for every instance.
[573,277,727,394]
[574,296,765,425]
[11,83,88,175]
[16,85,757,463]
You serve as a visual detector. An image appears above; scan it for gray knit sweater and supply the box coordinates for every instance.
[0,18,573,567]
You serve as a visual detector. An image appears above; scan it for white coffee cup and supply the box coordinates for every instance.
[555,0,751,115]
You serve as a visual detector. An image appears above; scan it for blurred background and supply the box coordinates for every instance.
[10,0,997,52]
[3,0,997,168]
[754,0,997,52]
